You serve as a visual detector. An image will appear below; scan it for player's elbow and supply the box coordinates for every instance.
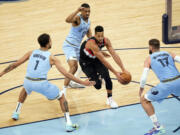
[65,18,71,23]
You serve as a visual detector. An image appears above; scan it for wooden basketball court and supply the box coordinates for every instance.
[0,0,180,128]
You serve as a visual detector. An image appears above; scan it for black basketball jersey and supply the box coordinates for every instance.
[80,37,106,62]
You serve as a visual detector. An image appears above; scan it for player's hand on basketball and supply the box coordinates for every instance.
[83,79,96,86]
[115,72,123,83]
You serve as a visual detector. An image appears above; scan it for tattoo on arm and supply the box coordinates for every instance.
[63,100,69,112]
[4,64,16,73]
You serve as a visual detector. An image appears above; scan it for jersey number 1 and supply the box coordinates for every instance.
[34,60,39,70]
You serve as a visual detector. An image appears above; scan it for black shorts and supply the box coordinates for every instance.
[80,59,112,90]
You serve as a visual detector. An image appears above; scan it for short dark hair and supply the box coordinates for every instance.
[81,3,90,8]
[95,25,104,33]
[38,33,50,47]
[149,39,160,49]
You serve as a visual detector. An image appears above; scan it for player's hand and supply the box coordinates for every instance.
[115,72,123,83]
[122,69,130,74]
[102,52,111,58]
[139,87,144,97]
[77,7,84,12]
[82,79,96,86]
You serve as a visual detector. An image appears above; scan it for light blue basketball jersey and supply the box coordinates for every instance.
[26,49,51,78]
[65,15,90,47]
[150,51,180,81]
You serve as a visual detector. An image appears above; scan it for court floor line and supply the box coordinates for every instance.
[0,46,180,65]
[0,78,155,95]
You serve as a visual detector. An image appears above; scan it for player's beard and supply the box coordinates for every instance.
[149,50,152,54]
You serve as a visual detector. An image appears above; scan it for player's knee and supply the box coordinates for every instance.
[94,79,102,90]
[105,77,112,90]
[140,95,149,104]
[69,65,78,73]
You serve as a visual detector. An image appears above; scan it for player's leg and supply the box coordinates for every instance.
[95,60,118,108]
[40,81,78,132]
[58,94,79,132]
[12,87,28,120]
[12,78,33,120]
[62,44,84,90]
[79,61,102,89]
[68,47,85,88]
[141,83,170,135]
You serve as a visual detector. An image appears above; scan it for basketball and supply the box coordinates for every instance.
[119,72,131,85]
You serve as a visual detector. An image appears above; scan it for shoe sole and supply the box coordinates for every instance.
[12,118,18,121]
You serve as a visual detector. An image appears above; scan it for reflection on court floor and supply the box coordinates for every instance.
[0,98,179,135]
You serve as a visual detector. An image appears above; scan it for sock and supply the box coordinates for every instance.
[15,102,22,114]
[107,93,112,98]
[64,112,72,125]
[150,114,160,128]
[62,86,67,96]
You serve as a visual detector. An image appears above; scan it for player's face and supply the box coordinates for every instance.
[81,8,90,20]
[95,32,104,43]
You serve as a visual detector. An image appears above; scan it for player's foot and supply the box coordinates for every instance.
[106,98,118,108]
[66,123,79,132]
[68,82,85,88]
[12,112,19,120]
[144,125,165,135]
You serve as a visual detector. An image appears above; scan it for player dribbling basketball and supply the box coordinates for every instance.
[79,25,130,108]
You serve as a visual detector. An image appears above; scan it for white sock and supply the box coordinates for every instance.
[150,114,160,128]
[62,86,67,96]
[64,112,72,125]
[15,102,22,114]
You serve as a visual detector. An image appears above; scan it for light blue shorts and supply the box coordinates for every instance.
[23,78,61,100]
[145,78,180,103]
[62,40,80,61]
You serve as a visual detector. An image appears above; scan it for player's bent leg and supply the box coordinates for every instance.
[57,94,79,132]
[142,85,169,135]
[12,88,28,120]
[140,95,155,116]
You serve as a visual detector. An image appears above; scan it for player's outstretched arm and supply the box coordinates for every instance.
[105,38,126,72]
[50,55,95,86]
[0,51,32,77]
[88,41,122,82]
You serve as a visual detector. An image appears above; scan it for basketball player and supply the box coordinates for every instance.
[62,3,92,90]
[79,25,129,108]
[139,39,180,135]
[0,33,95,132]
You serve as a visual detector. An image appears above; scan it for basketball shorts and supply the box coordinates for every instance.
[79,59,112,90]
[145,78,180,103]
[23,78,62,100]
[62,40,80,61]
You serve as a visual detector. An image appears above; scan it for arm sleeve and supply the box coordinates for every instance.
[140,68,150,88]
